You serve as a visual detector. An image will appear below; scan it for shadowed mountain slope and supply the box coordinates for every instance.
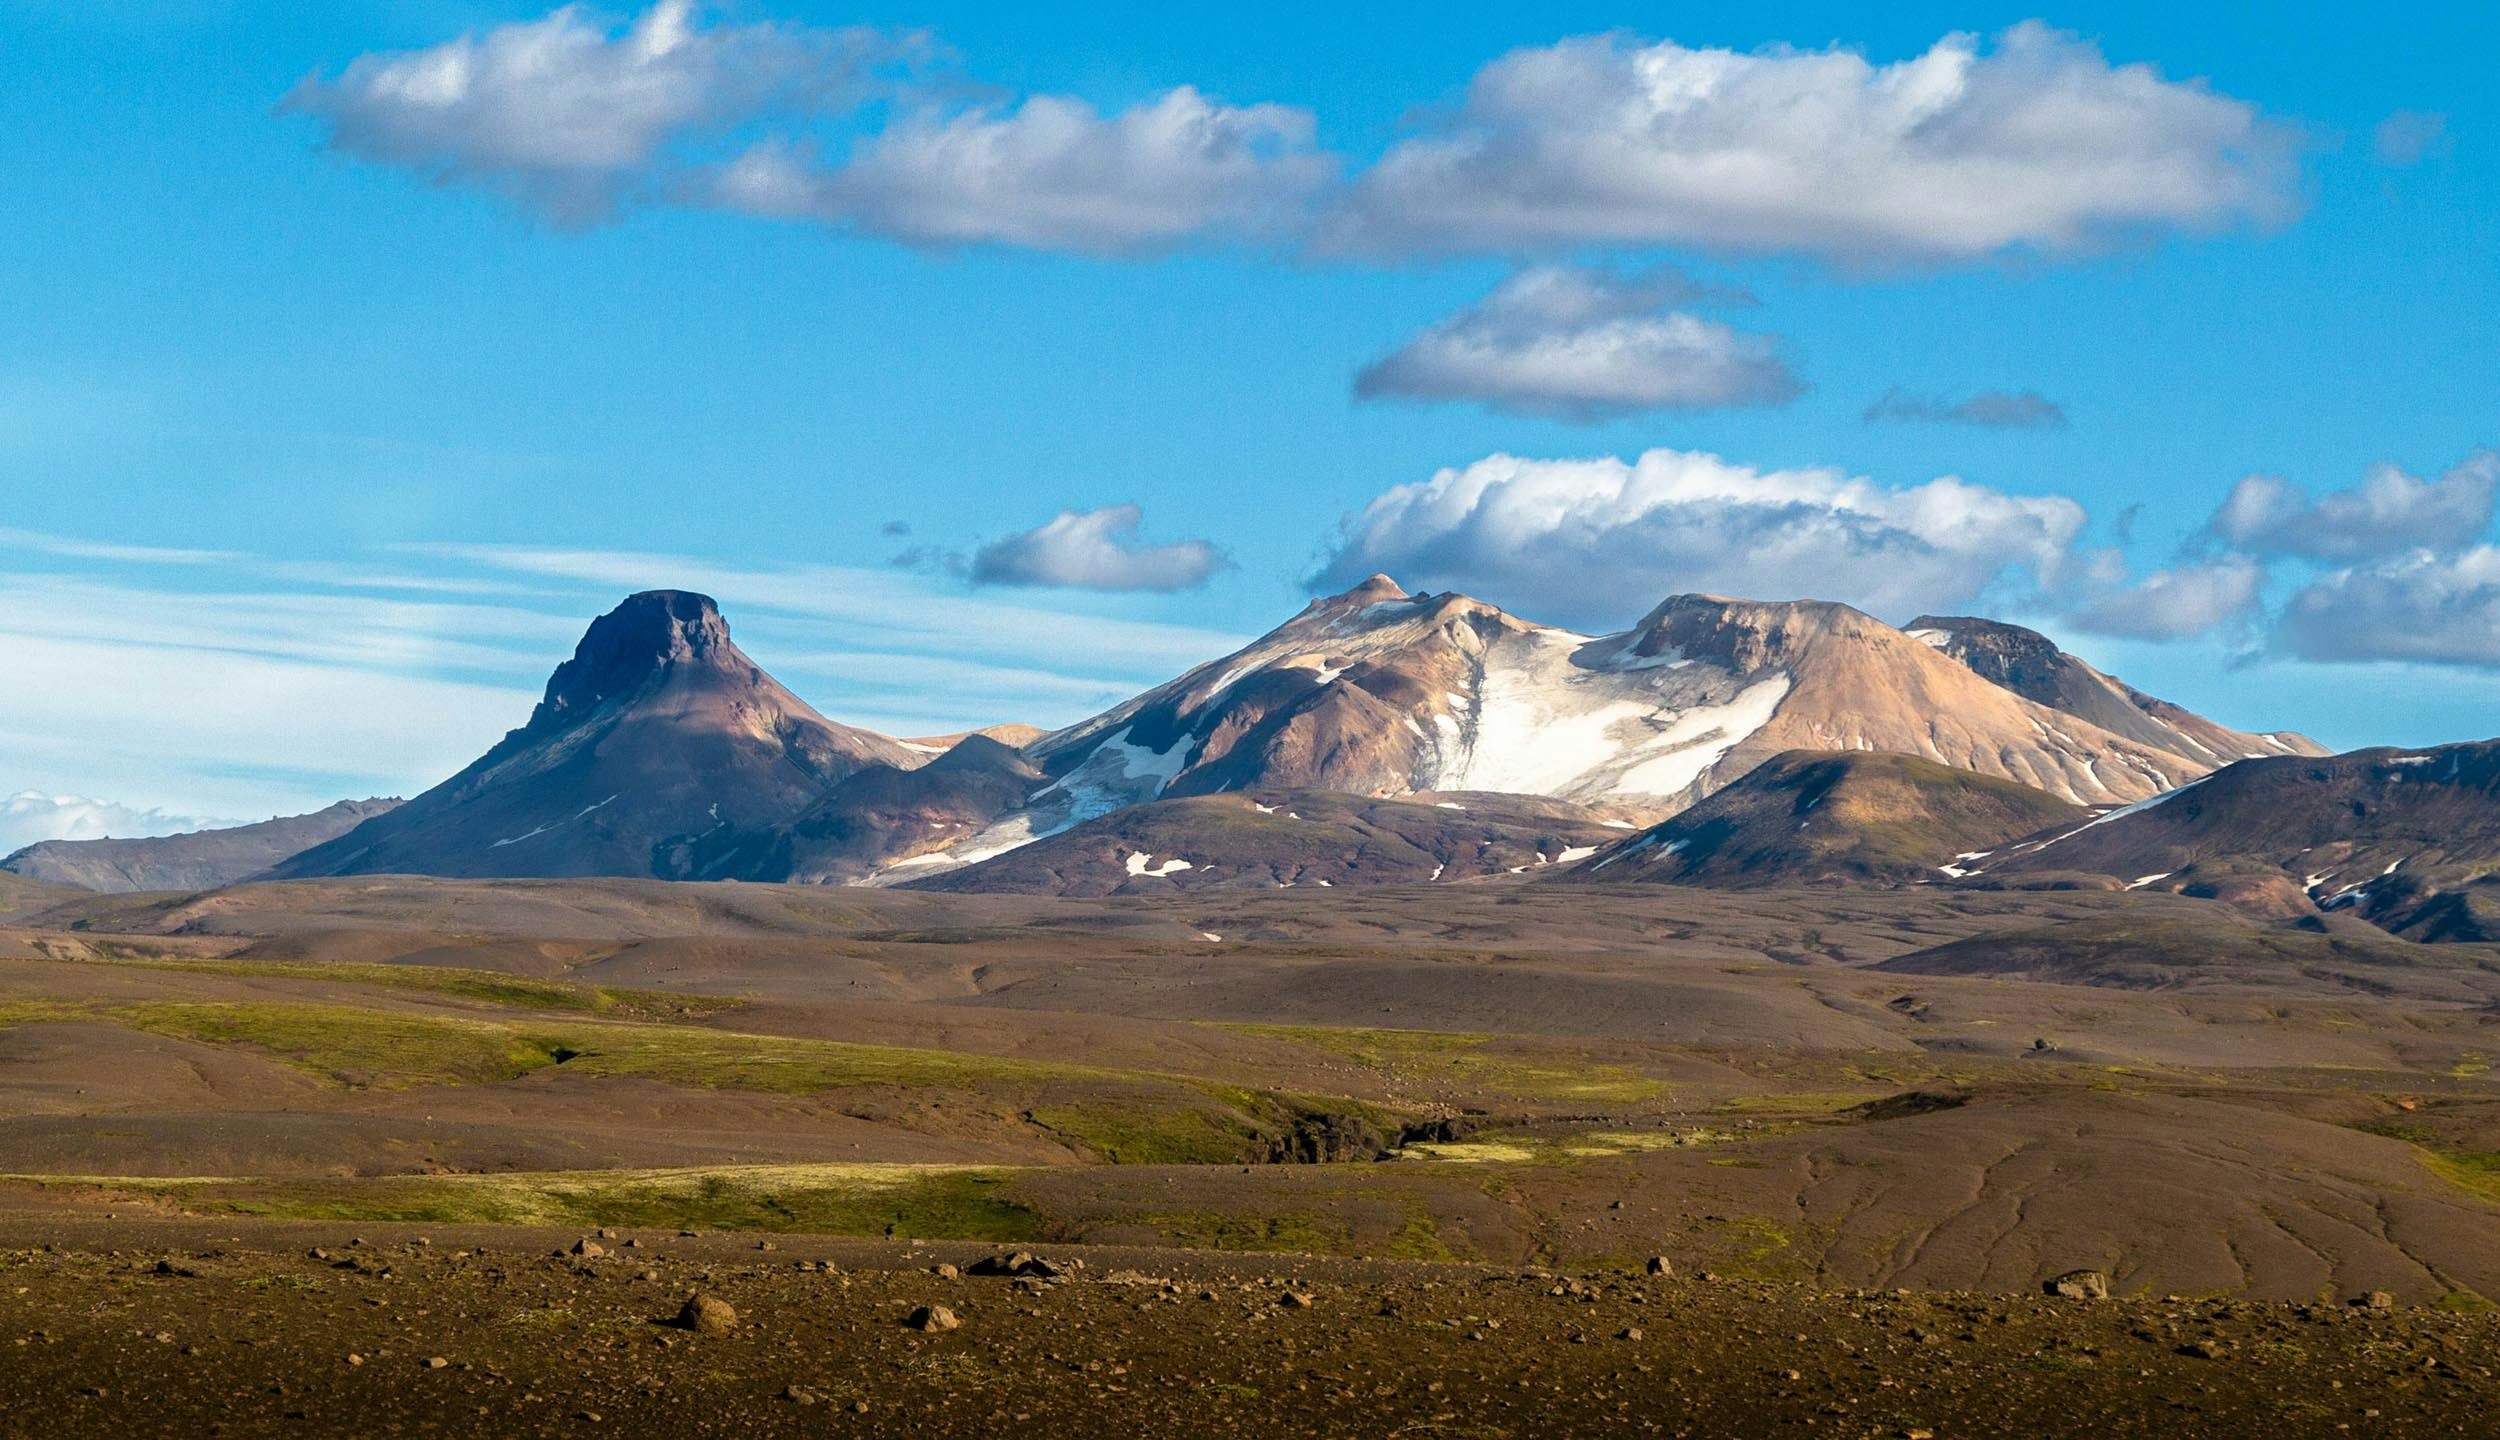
[897,788,1635,895]
[269,591,919,881]
[1969,740,2500,939]
[1562,751,2087,888]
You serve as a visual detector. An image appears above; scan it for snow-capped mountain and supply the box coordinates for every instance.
[270,591,922,881]
[888,577,2310,882]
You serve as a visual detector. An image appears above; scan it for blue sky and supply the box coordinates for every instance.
[2,2,2496,837]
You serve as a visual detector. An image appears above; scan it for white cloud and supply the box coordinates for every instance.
[707,86,1330,254]
[1353,265,1799,421]
[1332,22,2293,262]
[2273,548,2500,667]
[0,792,229,856]
[1311,448,2085,629]
[969,505,1230,591]
[2067,557,2264,640]
[281,0,910,225]
[1863,387,2067,429]
[2207,451,2500,562]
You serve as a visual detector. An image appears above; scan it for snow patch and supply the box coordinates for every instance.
[491,794,619,849]
[1123,852,1194,878]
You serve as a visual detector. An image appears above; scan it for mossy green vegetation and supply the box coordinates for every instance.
[15,949,736,1020]
[2,1163,1043,1239]
[1210,1022,1671,1105]
[0,996,1402,1166]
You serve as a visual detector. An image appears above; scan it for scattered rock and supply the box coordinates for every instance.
[907,1305,959,1332]
[2362,1291,2396,1311]
[2044,1270,2109,1301]
[930,1263,959,1280]
[969,1251,1072,1279]
[1279,1292,1315,1309]
[569,1240,606,1259]
[1645,1257,1673,1277]
[674,1295,737,1335]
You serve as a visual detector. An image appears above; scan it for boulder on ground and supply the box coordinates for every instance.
[2044,1269,2110,1300]
[674,1294,737,1334]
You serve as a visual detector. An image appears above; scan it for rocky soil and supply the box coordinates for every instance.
[0,1216,2490,1438]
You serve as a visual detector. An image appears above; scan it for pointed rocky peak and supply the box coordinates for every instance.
[534,590,741,725]
[1335,574,1409,604]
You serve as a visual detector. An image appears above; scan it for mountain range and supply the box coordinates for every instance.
[32,579,2471,922]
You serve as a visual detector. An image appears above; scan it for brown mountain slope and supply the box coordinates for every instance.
[897,788,1636,896]
[2,799,401,893]
[1968,740,2500,940]
[703,735,1048,885]
[269,591,918,881]
[1905,614,2326,765]
[1562,751,2087,888]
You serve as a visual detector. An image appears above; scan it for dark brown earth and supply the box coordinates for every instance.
[2,1215,2491,1439]
[4,873,2500,1434]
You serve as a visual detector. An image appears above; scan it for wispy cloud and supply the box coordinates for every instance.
[1862,388,2069,429]
[2373,110,2452,168]
[0,537,1251,821]
[0,526,244,566]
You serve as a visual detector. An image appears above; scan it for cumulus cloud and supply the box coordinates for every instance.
[1310,449,2084,629]
[1863,387,2068,429]
[706,86,1330,253]
[2274,547,2500,666]
[971,505,1230,592]
[1353,265,1799,421]
[2206,451,2500,562]
[281,0,917,225]
[1331,22,2294,263]
[2373,110,2452,168]
[2067,557,2264,640]
[0,791,228,856]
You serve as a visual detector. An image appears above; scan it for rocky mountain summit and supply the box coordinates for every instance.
[269,591,921,880]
